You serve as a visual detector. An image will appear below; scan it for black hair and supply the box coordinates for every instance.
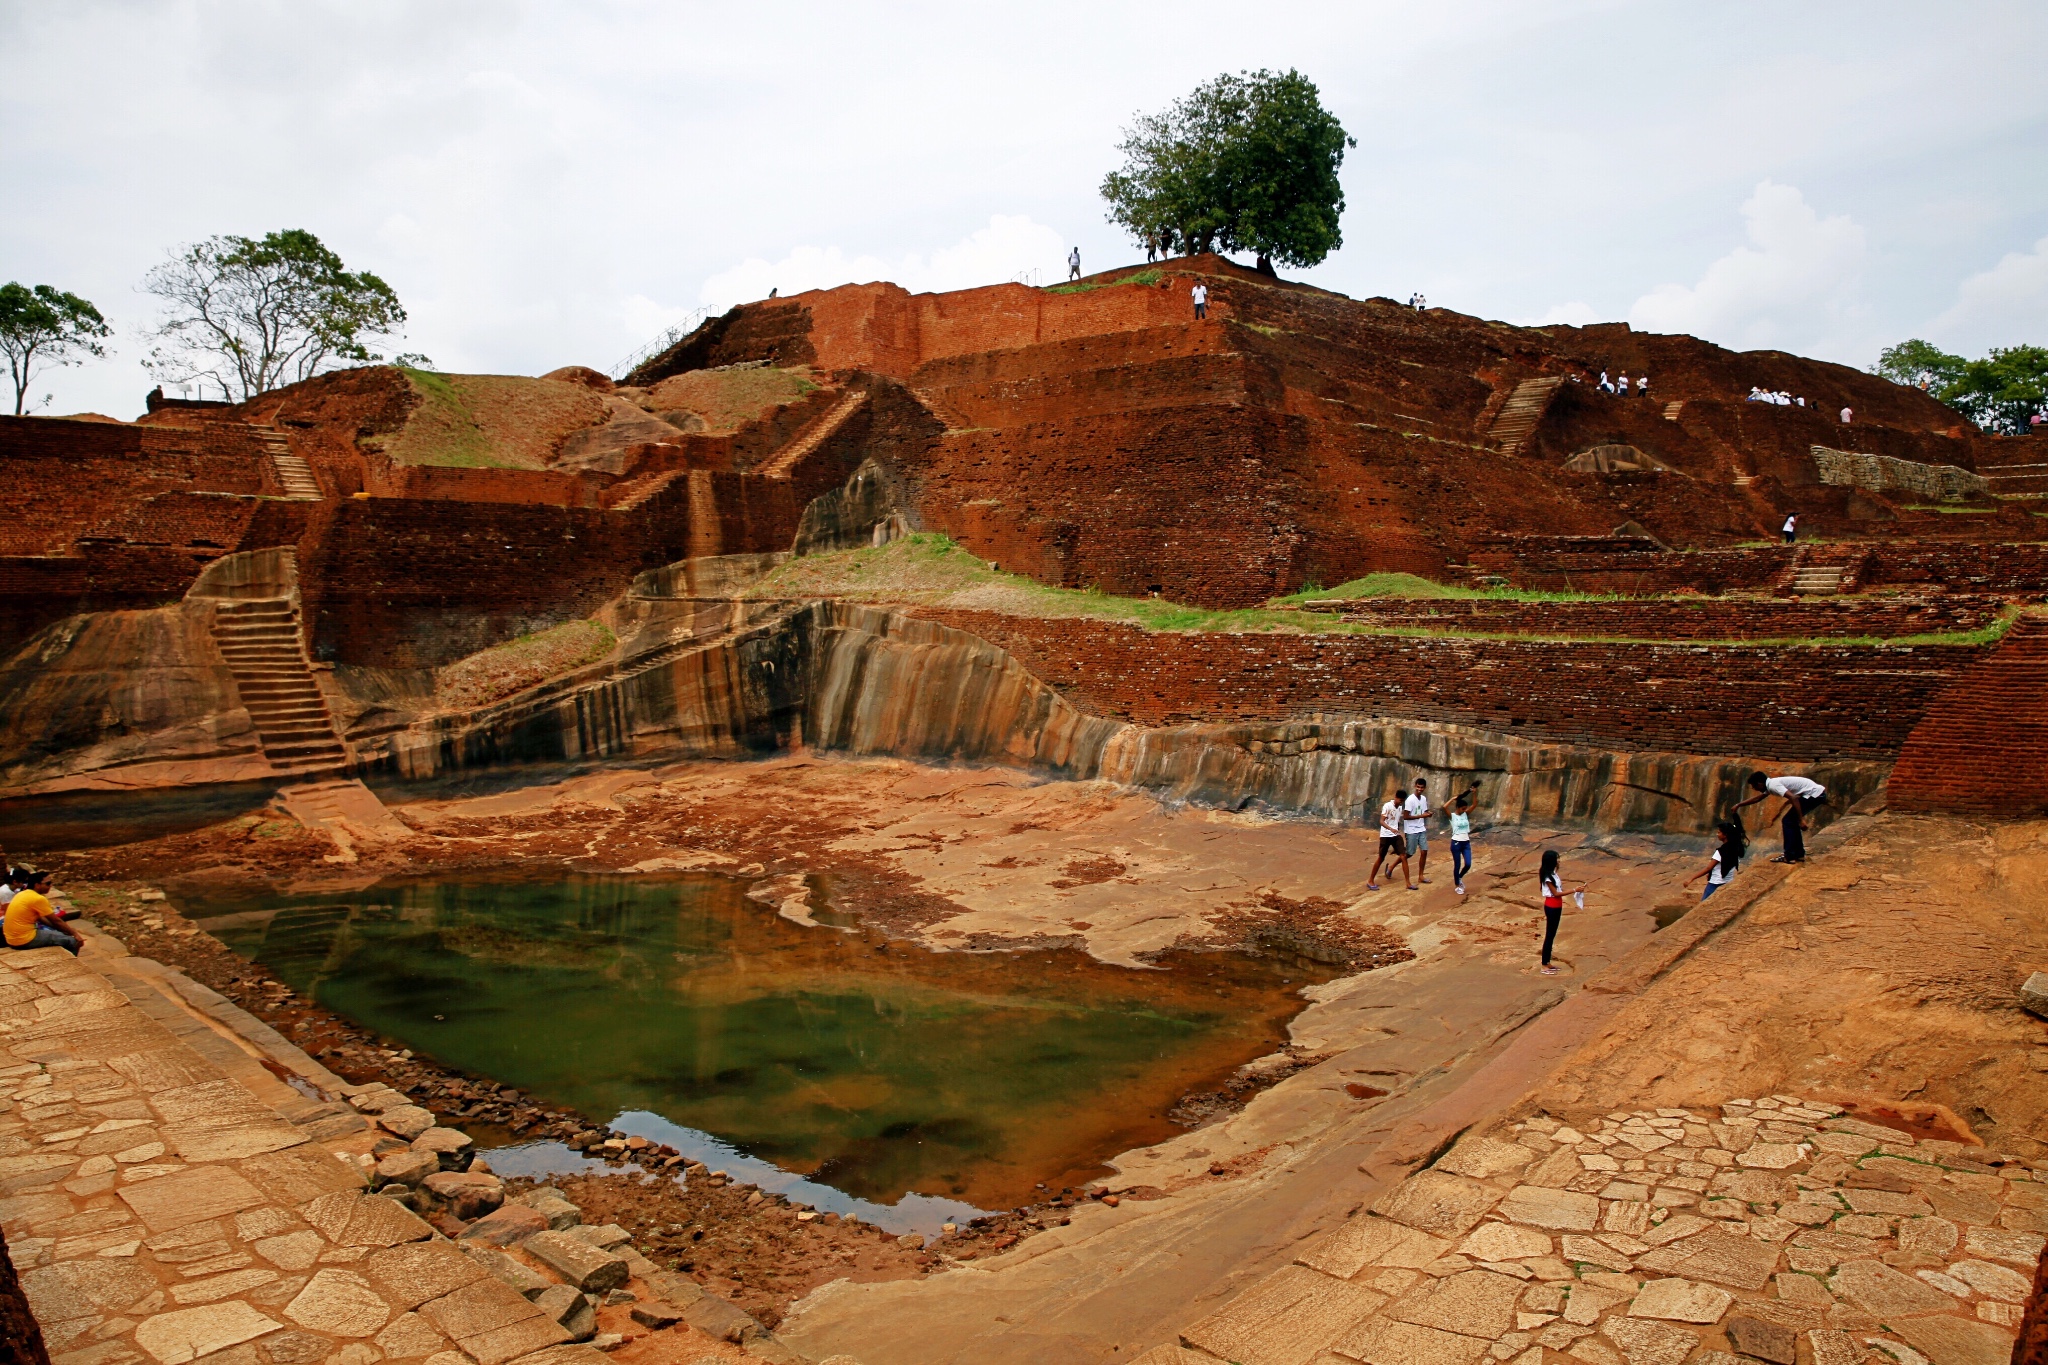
[1717,820,1747,868]
[1539,850,1560,882]
[1747,770,1768,791]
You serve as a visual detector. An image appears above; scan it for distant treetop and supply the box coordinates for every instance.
[0,282,112,416]
[143,229,406,402]
[1100,69,1356,274]
[1876,337,2047,435]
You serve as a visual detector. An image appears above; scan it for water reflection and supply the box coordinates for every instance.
[184,873,1327,1210]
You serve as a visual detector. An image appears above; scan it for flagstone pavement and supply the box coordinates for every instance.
[1146,1098,2042,1365]
[0,940,775,1365]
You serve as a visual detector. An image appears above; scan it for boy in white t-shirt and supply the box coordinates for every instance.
[1402,779,1432,884]
[1733,770,1828,864]
[1367,793,1414,891]
[1191,283,1208,320]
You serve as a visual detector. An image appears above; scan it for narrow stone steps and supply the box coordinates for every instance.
[609,468,685,512]
[756,389,869,479]
[251,423,322,499]
[1663,400,1685,421]
[1486,376,1564,455]
[209,594,350,775]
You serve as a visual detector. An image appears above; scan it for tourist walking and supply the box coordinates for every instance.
[1368,791,1414,891]
[1733,771,1828,864]
[1782,514,1797,544]
[1637,375,1649,399]
[1683,821,1748,900]
[1403,778,1432,884]
[4,870,81,956]
[1536,850,1584,975]
[1444,791,1476,895]
[1840,406,1853,424]
[1068,247,1081,281]
[1145,233,1158,263]
[1191,282,1208,321]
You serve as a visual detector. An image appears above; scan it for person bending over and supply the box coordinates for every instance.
[4,870,81,955]
[1733,771,1828,864]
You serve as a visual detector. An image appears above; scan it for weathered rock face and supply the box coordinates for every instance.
[356,601,1878,836]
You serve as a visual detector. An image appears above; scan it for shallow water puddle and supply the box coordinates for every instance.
[183,873,1330,1211]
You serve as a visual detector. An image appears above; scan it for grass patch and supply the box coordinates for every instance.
[1044,268,1163,295]
[1270,572,1616,605]
[746,534,2008,648]
[437,619,617,709]
[1899,504,1997,514]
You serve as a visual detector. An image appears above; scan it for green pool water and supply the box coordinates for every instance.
[184,873,1323,1211]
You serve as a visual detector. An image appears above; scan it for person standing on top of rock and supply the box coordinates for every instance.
[1782,513,1798,545]
[1616,372,1629,398]
[1145,233,1158,263]
[1191,282,1208,321]
[4,870,81,956]
[1733,771,1828,864]
[1367,791,1413,892]
[1068,247,1081,281]
[1599,371,1613,394]
[1536,850,1584,975]
[1403,778,1433,884]
[1840,405,1853,424]
[1636,375,1649,399]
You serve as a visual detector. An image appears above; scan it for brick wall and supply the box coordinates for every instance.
[1309,595,2002,640]
[1886,616,2048,816]
[910,609,1982,763]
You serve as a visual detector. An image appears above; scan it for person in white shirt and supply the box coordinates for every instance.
[1782,514,1797,545]
[1367,793,1414,891]
[1616,373,1629,399]
[1733,771,1828,863]
[1636,375,1648,399]
[1683,820,1748,900]
[1600,371,1613,393]
[1402,779,1432,884]
[1068,247,1081,282]
[1191,283,1208,321]
[1442,790,1477,894]
[1840,406,1853,424]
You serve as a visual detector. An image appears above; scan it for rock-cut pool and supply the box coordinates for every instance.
[184,873,1330,1225]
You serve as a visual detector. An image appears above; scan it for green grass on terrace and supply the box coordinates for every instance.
[1043,269,1163,295]
[743,534,2012,649]
[1269,572,1614,605]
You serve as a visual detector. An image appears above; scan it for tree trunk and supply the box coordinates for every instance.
[1255,255,1276,277]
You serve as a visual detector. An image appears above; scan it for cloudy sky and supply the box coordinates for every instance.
[4,0,2044,416]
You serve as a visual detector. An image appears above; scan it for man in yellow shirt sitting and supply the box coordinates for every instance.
[4,870,81,955]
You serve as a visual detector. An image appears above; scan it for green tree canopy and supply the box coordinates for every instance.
[0,282,112,416]
[1875,338,2047,434]
[1100,69,1356,272]
[142,229,406,401]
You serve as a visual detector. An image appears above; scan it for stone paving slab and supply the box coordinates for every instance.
[1164,1096,2037,1365]
[0,942,802,1365]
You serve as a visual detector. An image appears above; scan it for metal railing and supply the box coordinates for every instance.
[608,306,714,382]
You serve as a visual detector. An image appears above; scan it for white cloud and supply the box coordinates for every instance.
[1931,234,2048,351]
[1628,181,1870,354]
[698,215,1067,313]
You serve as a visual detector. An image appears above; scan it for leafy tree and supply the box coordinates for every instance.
[1873,338,1965,392]
[1874,338,2047,434]
[0,282,112,416]
[1101,69,1356,273]
[142,229,406,401]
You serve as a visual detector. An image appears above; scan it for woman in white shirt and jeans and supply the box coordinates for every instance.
[1684,820,1748,900]
[1733,771,1827,863]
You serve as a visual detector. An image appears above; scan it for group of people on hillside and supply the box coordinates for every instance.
[3,863,82,955]
[1575,371,1650,398]
[1359,768,1827,977]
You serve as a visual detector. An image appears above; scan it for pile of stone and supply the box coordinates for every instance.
[345,1082,808,1363]
[1167,1095,2043,1365]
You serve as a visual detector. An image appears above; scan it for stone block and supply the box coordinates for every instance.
[523,1229,630,1292]
[1183,1263,1385,1364]
[1497,1185,1600,1232]
[2021,970,2048,1019]
[1372,1171,1502,1238]
[566,1222,631,1250]
[630,1300,686,1328]
[1300,1213,1450,1277]
[375,1310,448,1358]
[1386,1268,1524,1338]
[1458,1222,1552,1263]
[1725,1314,1797,1363]
[527,1196,582,1230]
[377,1105,438,1140]
[299,1190,435,1248]
[413,1126,475,1170]
[1630,1277,1732,1323]
[1433,1137,1536,1181]
[376,1151,441,1189]
[283,1268,392,1337]
[132,1301,283,1365]
[1601,1317,1701,1365]
[534,1284,596,1341]
[464,1242,555,1299]
[1829,1259,1958,1318]
[366,1238,489,1311]
[1963,1224,2045,1267]
[1891,1314,2020,1365]
[460,1202,550,1247]
[1335,1318,1491,1365]
[117,1165,266,1232]
[422,1170,505,1220]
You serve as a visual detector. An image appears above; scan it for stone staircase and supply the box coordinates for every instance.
[251,423,321,499]
[210,598,350,776]
[1662,400,1685,421]
[1486,376,1563,455]
[756,389,868,478]
[1978,460,2048,496]
[1780,545,1867,596]
[608,467,685,511]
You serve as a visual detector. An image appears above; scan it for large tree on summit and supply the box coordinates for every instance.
[142,229,406,401]
[1876,337,2048,435]
[0,282,111,415]
[1100,69,1356,273]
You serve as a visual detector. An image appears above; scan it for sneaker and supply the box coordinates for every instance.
[1454,885,1466,895]
[1540,965,1559,975]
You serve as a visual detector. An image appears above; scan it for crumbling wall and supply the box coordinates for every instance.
[1813,446,1989,502]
